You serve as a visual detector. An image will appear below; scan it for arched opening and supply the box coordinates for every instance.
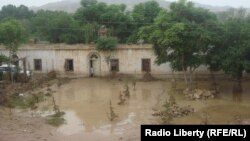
[88,52,101,77]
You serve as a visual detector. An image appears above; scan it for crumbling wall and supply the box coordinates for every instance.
[0,44,216,79]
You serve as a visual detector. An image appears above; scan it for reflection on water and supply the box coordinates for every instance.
[232,91,242,103]
[57,111,84,135]
[40,78,250,137]
[51,78,162,135]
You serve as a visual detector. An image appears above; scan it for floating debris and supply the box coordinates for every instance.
[153,104,194,118]
[183,89,215,100]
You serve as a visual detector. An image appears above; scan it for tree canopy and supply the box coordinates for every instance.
[96,37,118,52]
[0,19,26,55]
[74,0,133,43]
[0,5,34,20]
[31,10,82,44]
[138,0,219,87]
[0,0,164,44]
[220,9,250,88]
[132,1,161,26]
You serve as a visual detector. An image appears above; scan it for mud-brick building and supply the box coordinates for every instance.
[0,43,207,78]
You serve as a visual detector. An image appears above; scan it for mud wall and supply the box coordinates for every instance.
[0,43,209,77]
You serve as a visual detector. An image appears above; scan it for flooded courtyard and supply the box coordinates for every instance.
[1,77,250,141]
[38,78,164,141]
[39,78,250,140]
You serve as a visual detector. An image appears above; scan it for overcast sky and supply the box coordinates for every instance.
[0,0,249,8]
[167,0,250,8]
[0,0,61,8]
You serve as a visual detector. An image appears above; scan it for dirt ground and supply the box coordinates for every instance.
[0,107,150,141]
[0,107,145,141]
[0,108,57,141]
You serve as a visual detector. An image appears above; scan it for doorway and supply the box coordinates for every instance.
[88,53,100,77]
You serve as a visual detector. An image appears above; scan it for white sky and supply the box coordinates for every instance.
[0,0,249,8]
[167,0,250,8]
[0,0,62,8]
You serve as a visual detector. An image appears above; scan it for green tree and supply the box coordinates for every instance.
[75,0,133,43]
[138,0,217,89]
[96,37,118,51]
[132,1,161,25]
[0,54,9,63]
[0,19,26,56]
[96,37,118,72]
[128,1,162,43]
[74,1,108,43]
[221,9,250,93]
[204,22,225,89]
[74,0,107,24]
[99,4,133,43]
[0,5,34,20]
[31,10,81,44]
[81,23,99,44]
[0,5,33,42]
[0,19,26,82]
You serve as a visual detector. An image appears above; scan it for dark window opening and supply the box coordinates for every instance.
[142,59,151,72]
[110,59,119,72]
[34,59,42,71]
[65,59,74,71]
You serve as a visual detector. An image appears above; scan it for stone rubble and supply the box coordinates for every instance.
[183,89,215,100]
[152,104,194,117]
[169,104,194,117]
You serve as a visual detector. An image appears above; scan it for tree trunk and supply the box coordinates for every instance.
[210,71,219,94]
[23,58,27,83]
[171,70,176,90]
[182,55,189,89]
[8,51,14,83]
[188,68,193,90]
[211,71,215,84]
[183,70,188,84]
[104,53,112,79]
[233,79,242,94]
[233,71,243,94]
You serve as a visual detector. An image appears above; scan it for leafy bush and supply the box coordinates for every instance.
[0,54,9,62]
[96,37,118,51]
[46,112,65,127]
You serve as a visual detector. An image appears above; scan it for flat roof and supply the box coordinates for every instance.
[0,43,153,51]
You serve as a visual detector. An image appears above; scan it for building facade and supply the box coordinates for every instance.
[0,43,208,78]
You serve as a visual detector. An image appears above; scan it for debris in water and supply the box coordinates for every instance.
[201,112,210,125]
[123,84,130,98]
[108,100,118,121]
[118,91,126,105]
[183,89,215,100]
[154,95,194,124]
[132,80,136,91]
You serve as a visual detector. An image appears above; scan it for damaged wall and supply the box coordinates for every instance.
[0,43,209,77]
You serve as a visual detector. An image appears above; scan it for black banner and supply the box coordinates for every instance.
[141,125,250,141]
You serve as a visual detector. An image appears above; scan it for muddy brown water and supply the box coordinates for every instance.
[37,78,250,141]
